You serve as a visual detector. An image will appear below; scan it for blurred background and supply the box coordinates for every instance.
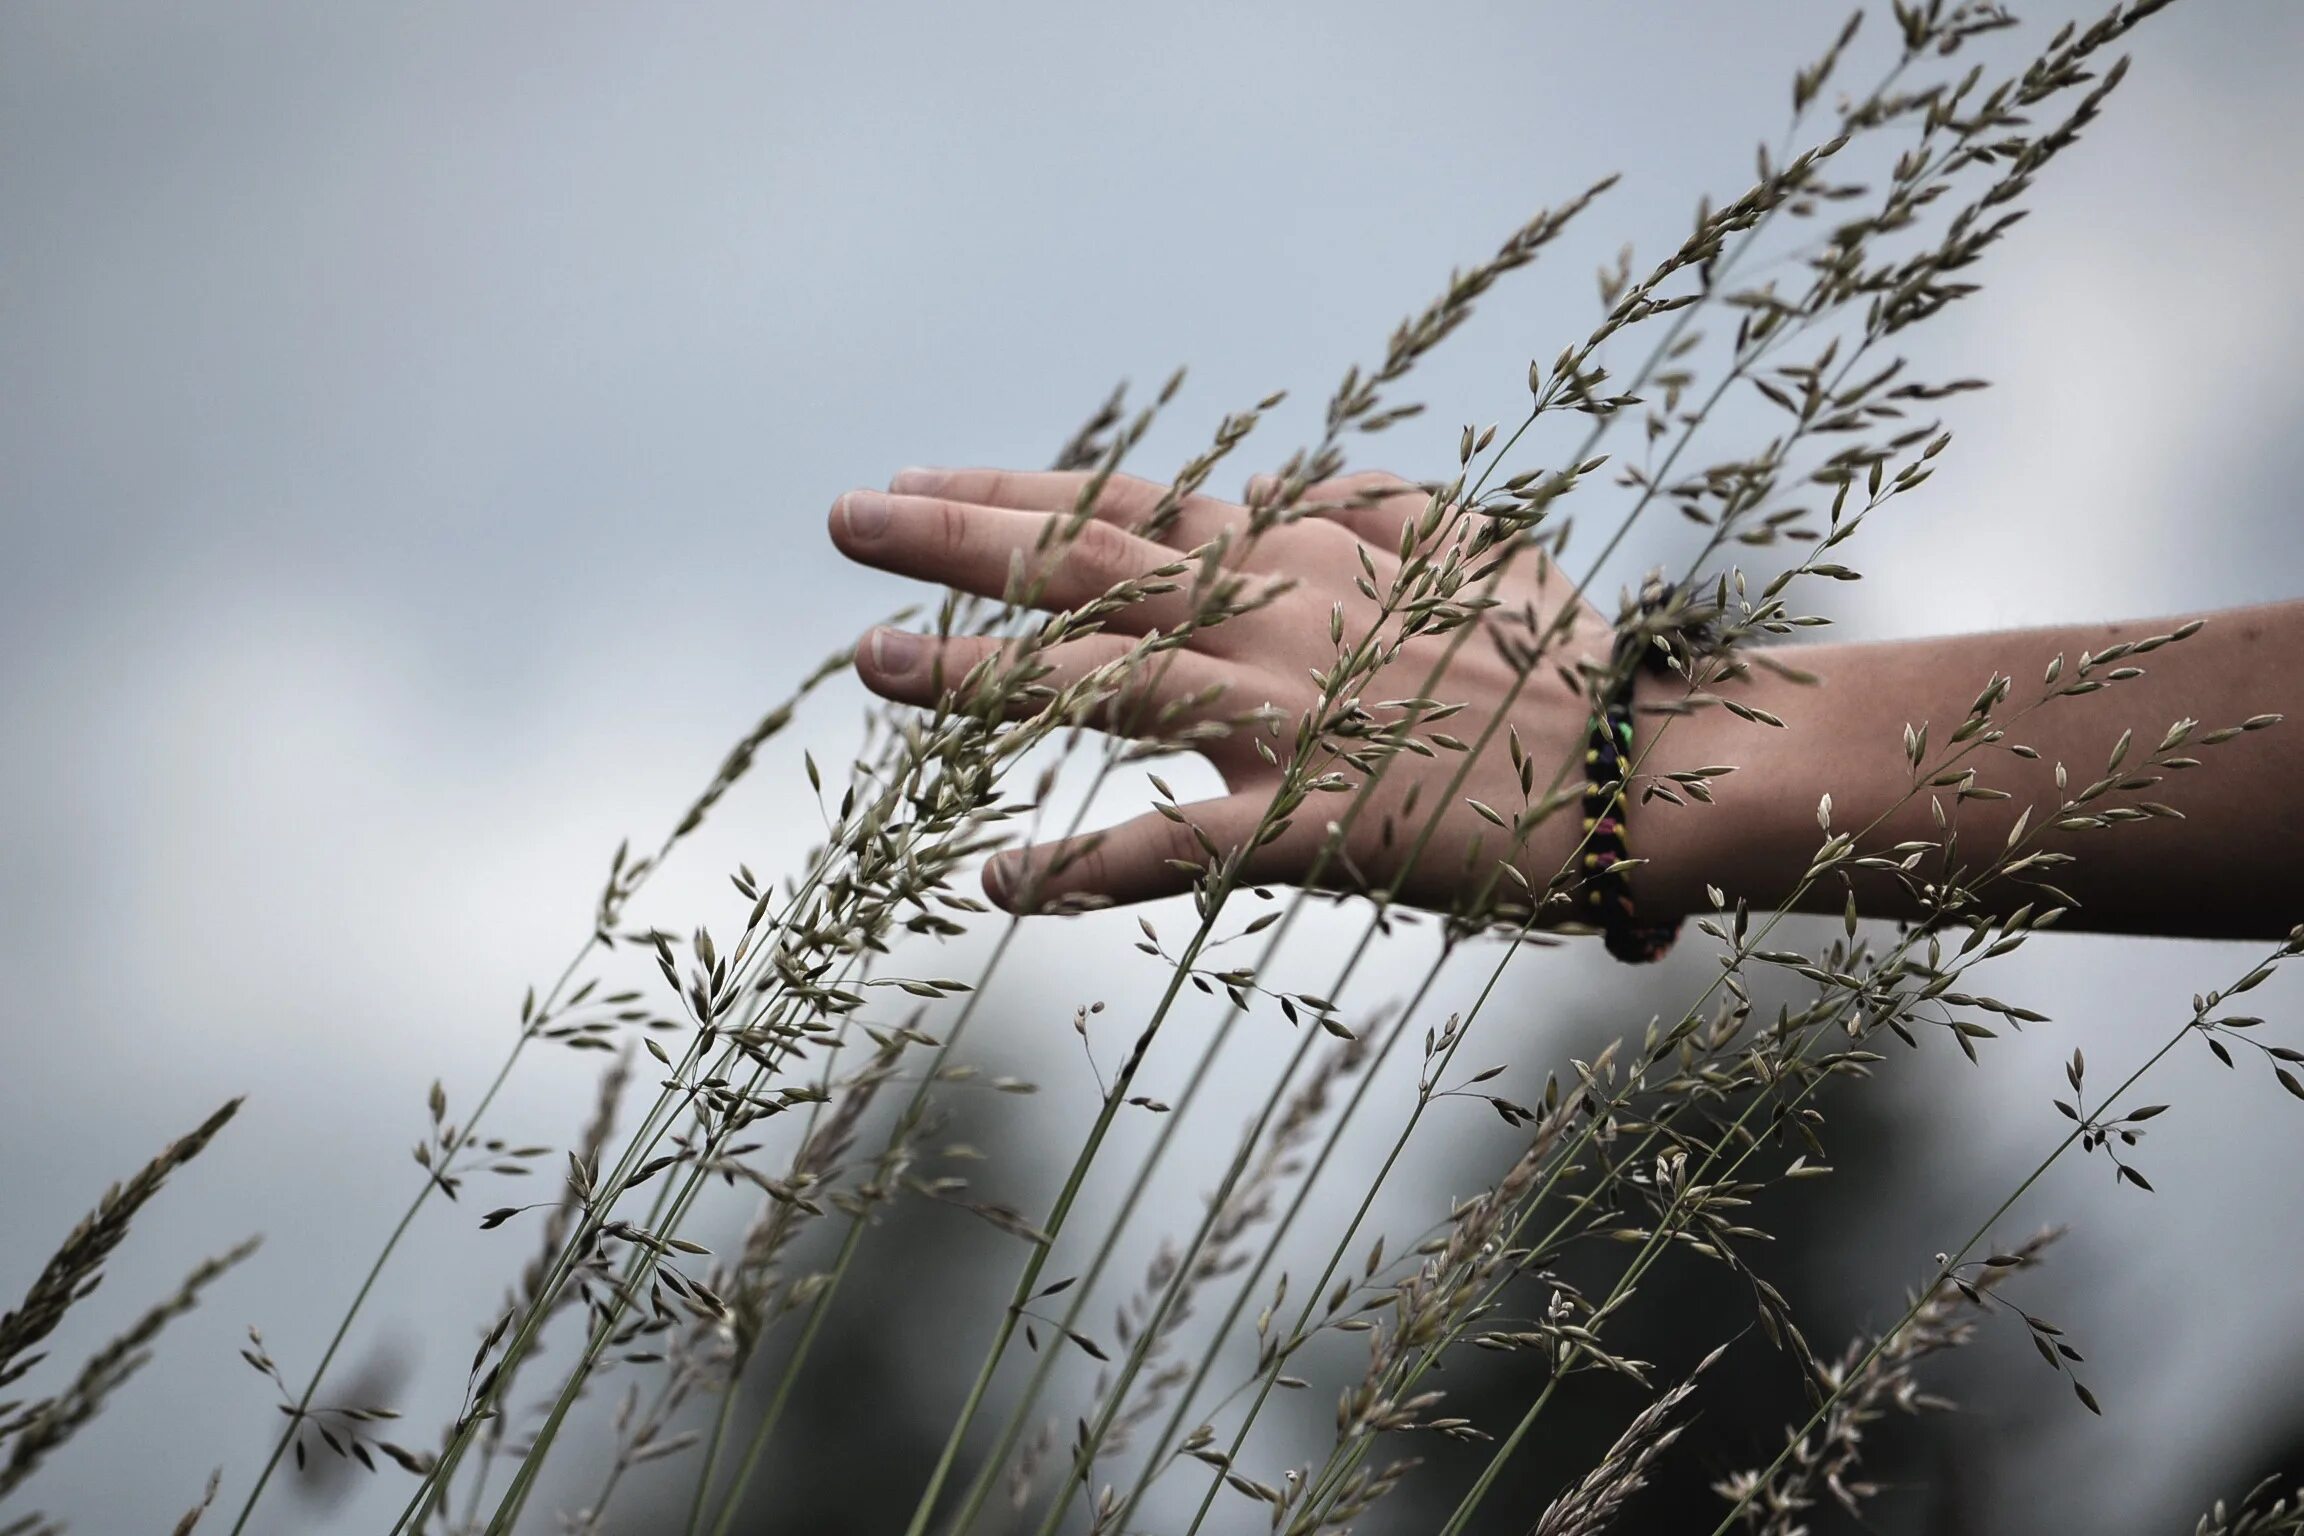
[4,1,2302,1531]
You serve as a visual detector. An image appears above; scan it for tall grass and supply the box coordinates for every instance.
[4,2,2300,1533]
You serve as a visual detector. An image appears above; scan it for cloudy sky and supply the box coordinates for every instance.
[3,2,2300,1532]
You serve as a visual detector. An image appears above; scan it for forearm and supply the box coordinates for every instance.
[1632,601,2303,940]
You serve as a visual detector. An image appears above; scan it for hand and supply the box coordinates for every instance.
[827,466,1615,917]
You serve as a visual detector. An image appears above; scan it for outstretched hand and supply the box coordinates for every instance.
[827,466,1615,917]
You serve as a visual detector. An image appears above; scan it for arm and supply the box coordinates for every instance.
[829,463,2298,943]
[1636,602,2302,940]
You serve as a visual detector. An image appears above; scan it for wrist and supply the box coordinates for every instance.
[1625,661,1787,923]
[1576,595,1703,961]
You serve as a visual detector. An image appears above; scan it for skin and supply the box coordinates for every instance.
[829,466,2301,943]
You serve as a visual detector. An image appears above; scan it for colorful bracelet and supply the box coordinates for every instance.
[1579,579,1684,964]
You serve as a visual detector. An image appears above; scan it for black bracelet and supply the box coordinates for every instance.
[1579,578,1683,963]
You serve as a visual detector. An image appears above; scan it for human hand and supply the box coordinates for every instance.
[827,466,1616,917]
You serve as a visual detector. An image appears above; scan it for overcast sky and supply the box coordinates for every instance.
[3,3,2301,1532]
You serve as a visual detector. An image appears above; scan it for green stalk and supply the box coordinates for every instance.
[1075,203,1838,1533]
[676,920,902,1536]
[225,938,588,1536]
[1700,949,2300,1534]
[907,455,1506,1536]
[924,153,1777,1530]
[678,411,1272,1532]
[479,837,940,1533]
[400,837,871,1532]
[1306,681,2116,1532]
[944,260,1711,1533]
[1291,654,2066,1526]
[695,915,1025,1536]
[230,652,854,1536]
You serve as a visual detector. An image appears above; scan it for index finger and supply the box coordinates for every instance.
[890,467,1233,550]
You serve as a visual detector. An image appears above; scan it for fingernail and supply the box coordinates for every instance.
[982,855,1015,906]
[869,627,921,674]
[889,466,941,495]
[842,490,892,539]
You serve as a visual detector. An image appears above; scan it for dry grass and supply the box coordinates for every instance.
[4,2,2299,1534]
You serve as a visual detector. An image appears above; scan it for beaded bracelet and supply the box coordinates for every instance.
[1579,579,1683,963]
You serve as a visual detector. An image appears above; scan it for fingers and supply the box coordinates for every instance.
[889,467,1236,550]
[1246,470,1434,548]
[854,625,1252,735]
[892,466,1167,518]
[831,489,1204,634]
[984,792,1282,913]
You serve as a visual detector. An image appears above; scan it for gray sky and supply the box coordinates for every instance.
[3,3,2301,1531]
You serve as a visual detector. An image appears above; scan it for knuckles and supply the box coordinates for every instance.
[1063,516,1139,576]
